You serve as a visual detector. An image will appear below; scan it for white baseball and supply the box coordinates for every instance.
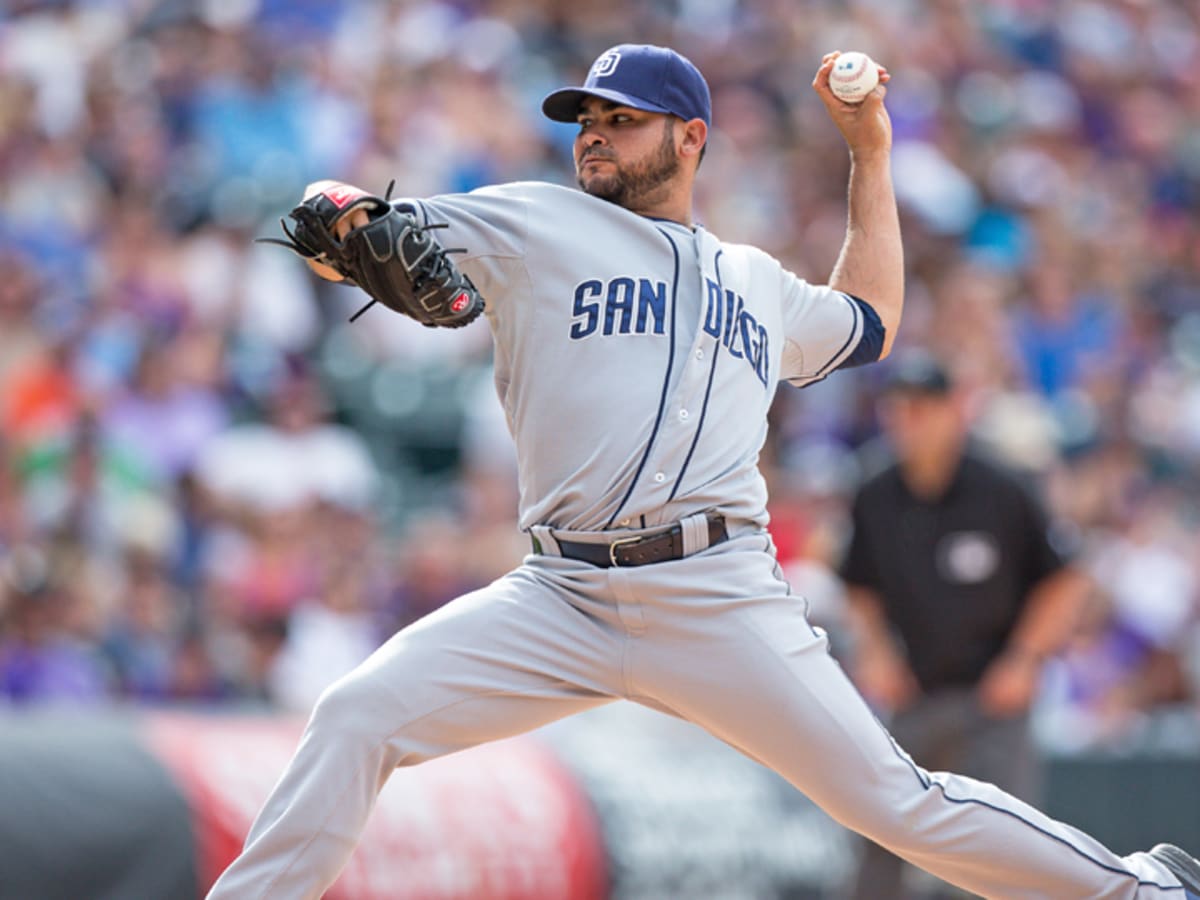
[829,51,879,104]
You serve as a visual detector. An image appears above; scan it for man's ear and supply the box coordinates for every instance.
[679,118,708,162]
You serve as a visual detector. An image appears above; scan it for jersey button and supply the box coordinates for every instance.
[695,348,704,360]
[654,472,666,483]
[619,518,631,526]
[678,409,689,420]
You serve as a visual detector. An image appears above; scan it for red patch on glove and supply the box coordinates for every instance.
[324,185,368,209]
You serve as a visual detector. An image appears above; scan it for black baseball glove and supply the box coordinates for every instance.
[259,182,485,328]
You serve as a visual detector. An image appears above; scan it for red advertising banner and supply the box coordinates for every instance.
[145,714,608,900]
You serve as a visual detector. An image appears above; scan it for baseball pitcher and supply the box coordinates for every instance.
[209,45,1200,900]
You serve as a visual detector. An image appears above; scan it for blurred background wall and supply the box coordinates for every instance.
[2,1,1200,897]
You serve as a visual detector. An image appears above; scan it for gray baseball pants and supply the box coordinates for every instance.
[207,525,1184,899]
[849,688,1040,900]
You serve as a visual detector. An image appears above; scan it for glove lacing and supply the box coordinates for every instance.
[345,181,470,324]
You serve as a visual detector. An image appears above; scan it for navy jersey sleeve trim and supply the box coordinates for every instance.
[839,294,886,369]
[786,293,884,389]
[811,292,863,379]
[785,292,861,389]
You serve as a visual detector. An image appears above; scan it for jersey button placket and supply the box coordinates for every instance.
[641,330,711,503]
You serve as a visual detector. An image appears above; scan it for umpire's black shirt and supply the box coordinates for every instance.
[839,450,1066,692]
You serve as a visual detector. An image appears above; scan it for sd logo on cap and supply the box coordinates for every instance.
[542,43,712,127]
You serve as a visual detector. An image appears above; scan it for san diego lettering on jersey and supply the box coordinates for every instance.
[568,275,769,388]
[703,278,769,387]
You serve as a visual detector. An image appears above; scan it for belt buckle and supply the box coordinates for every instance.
[608,534,644,567]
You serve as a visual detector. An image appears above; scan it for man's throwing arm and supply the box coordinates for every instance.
[812,52,903,358]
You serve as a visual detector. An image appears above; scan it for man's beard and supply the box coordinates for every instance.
[577,120,679,208]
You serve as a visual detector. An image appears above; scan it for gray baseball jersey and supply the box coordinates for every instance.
[208,179,1189,899]
[404,181,866,533]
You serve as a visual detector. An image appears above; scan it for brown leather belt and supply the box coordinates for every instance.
[548,516,728,568]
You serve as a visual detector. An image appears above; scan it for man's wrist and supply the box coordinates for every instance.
[848,147,891,167]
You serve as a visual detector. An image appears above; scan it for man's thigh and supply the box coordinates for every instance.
[334,562,628,758]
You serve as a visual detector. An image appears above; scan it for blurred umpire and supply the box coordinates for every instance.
[838,350,1091,900]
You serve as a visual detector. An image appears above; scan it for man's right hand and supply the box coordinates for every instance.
[811,51,893,162]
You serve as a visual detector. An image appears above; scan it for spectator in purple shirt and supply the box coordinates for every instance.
[0,547,110,705]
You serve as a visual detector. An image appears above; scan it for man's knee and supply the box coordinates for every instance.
[841,777,941,853]
[308,669,392,738]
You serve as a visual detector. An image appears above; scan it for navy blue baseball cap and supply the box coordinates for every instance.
[542,44,712,126]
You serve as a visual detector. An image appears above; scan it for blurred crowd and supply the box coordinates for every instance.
[1,0,1199,751]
